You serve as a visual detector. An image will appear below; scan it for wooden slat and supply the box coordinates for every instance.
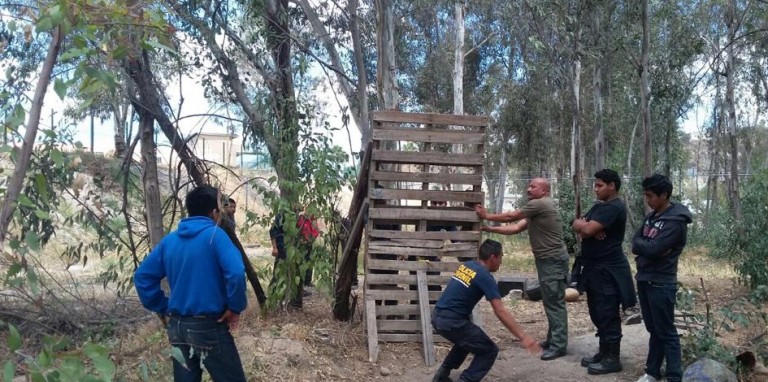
[370,241,477,252]
[370,171,482,186]
[369,188,484,204]
[365,289,443,300]
[377,320,422,331]
[374,303,427,316]
[373,110,489,127]
[368,258,462,272]
[418,270,436,366]
[372,150,483,166]
[368,245,476,259]
[369,208,479,222]
[373,129,484,145]
[366,299,379,362]
[366,273,452,285]
[369,229,481,242]
[379,333,450,342]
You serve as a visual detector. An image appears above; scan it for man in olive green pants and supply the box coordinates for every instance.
[476,178,569,361]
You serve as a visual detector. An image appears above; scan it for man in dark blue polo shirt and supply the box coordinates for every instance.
[431,239,541,382]
[135,185,247,382]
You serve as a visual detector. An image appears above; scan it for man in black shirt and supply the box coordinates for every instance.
[572,169,637,375]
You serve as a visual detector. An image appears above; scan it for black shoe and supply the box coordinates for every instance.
[540,349,566,361]
[432,365,453,382]
[580,342,605,367]
[587,342,622,375]
[538,340,550,349]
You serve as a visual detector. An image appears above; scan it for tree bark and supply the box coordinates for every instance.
[0,27,62,243]
[640,0,653,178]
[138,112,164,248]
[725,0,743,224]
[571,33,583,219]
[376,0,399,110]
[495,143,508,213]
[294,0,371,145]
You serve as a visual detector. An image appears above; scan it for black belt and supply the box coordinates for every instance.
[168,313,223,320]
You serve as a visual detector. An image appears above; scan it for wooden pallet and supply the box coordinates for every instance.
[364,111,487,365]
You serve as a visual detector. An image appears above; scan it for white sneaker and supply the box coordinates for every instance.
[636,374,660,382]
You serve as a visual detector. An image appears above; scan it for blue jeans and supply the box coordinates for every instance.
[638,280,682,382]
[167,315,246,382]
[432,315,499,382]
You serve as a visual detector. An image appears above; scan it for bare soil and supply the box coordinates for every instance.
[111,273,757,382]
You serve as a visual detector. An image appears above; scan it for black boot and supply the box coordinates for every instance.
[432,365,453,382]
[587,342,623,375]
[580,341,605,367]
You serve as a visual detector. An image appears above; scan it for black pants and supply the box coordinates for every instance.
[432,314,499,382]
[584,265,622,343]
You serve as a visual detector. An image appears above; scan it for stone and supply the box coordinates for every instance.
[380,366,391,376]
[682,358,738,382]
[564,288,580,302]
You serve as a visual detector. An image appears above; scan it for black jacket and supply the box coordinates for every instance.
[632,203,693,283]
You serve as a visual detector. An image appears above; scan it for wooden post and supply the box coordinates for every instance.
[366,299,380,362]
[417,270,436,366]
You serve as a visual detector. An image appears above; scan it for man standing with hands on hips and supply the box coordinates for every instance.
[134,185,248,382]
[475,177,570,361]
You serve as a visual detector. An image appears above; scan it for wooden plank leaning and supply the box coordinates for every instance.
[417,270,436,366]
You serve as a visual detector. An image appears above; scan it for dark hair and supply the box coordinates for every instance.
[594,168,621,191]
[642,174,673,199]
[186,186,220,217]
[479,239,502,260]
[228,197,236,204]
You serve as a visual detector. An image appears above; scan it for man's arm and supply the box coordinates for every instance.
[475,205,526,223]
[134,245,169,314]
[632,222,684,259]
[572,218,605,238]
[481,219,528,235]
[214,228,248,314]
[489,299,541,354]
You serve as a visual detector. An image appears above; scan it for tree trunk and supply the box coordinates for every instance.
[376,0,399,110]
[571,34,583,219]
[139,112,164,248]
[295,0,370,145]
[725,0,743,225]
[451,1,465,159]
[641,0,652,178]
[495,144,508,213]
[592,10,605,172]
[0,27,62,243]
[112,101,129,158]
[349,0,371,146]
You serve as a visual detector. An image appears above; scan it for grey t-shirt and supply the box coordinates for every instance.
[520,196,567,260]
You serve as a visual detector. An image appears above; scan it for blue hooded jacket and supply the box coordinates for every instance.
[134,216,247,315]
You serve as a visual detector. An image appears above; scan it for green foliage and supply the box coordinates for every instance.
[709,170,768,289]
[1,321,117,382]
[555,179,579,255]
[678,284,768,371]
[253,109,354,310]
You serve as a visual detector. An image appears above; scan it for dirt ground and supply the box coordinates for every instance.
[119,273,747,382]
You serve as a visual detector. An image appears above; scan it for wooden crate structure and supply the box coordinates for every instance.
[364,111,487,364]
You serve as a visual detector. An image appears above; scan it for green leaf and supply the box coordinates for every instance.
[34,210,50,220]
[84,343,115,381]
[170,346,187,369]
[36,17,53,32]
[6,263,22,278]
[25,231,40,251]
[142,39,178,55]
[50,149,64,166]
[17,194,35,208]
[54,78,68,100]
[3,360,15,382]
[35,173,49,204]
[7,324,21,352]
[139,363,149,381]
[27,269,39,295]
[7,104,25,128]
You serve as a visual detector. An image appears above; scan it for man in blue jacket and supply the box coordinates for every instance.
[632,174,692,382]
[135,185,247,382]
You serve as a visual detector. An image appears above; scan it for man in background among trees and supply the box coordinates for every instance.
[632,174,692,382]
[475,177,570,361]
[134,185,248,382]
[572,169,636,375]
